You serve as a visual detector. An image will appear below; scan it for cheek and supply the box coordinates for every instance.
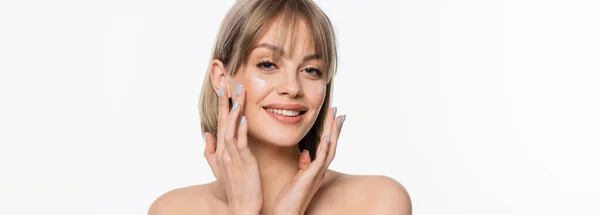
[304,82,327,107]
[246,77,270,97]
[312,82,327,100]
[242,77,269,102]
[317,84,326,95]
[251,77,267,89]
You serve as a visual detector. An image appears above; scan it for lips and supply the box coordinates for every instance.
[262,103,307,124]
[263,103,308,112]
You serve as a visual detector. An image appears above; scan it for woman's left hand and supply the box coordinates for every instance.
[273,107,346,215]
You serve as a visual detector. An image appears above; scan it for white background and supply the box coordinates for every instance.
[1,0,599,214]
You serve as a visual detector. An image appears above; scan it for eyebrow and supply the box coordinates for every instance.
[253,43,320,62]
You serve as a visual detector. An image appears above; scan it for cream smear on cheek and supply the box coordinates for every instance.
[251,77,266,88]
[317,84,326,94]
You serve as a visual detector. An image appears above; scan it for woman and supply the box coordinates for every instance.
[149,0,411,214]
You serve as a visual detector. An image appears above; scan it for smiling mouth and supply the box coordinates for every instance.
[263,108,307,117]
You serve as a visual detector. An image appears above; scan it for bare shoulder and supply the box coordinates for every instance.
[312,172,412,215]
[340,174,412,214]
[147,181,226,215]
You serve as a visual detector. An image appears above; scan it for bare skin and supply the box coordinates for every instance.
[148,17,412,215]
[148,170,411,215]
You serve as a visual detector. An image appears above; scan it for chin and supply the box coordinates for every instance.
[251,122,309,147]
[246,110,315,147]
[260,132,304,147]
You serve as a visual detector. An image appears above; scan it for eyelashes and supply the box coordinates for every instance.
[256,60,323,78]
[303,67,323,77]
[257,60,277,71]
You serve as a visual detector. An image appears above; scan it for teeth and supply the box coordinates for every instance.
[266,108,300,116]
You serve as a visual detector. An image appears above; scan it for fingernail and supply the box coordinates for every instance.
[327,135,331,143]
[237,84,243,95]
[203,132,208,143]
[332,107,337,116]
[218,87,223,98]
[232,101,239,110]
[336,117,342,128]
[342,115,347,124]
[241,116,246,125]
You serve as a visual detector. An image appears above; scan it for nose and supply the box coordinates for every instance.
[276,68,303,98]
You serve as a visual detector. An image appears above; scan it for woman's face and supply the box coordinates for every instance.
[229,18,327,147]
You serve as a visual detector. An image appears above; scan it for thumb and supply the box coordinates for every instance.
[203,132,219,179]
[203,132,216,156]
[298,149,311,170]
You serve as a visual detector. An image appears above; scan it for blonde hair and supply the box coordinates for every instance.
[199,0,338,159]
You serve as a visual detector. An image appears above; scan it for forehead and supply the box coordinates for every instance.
[255,16,316,57]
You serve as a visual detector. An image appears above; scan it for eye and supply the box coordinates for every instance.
[302,67,323,78]
[257,60,277,71]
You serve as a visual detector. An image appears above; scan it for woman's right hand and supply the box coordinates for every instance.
[204,85,263,215]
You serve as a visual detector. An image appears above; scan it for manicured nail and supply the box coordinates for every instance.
[232,101,239,110]
[332,107,337,116]
[342,115,347,124]
[336,117,342,128]
[218,87,223,98]
[241,116,246,125]
[327,135,331,143]
[237,84,243,95]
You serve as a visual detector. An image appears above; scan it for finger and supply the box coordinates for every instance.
[221,149,234,167]
[237,116,248,148]
[298,149,311,171]
[222,84,245,164]
[302,107,337,173]
[237,115,255,161]
[285,143,327,203]
[326,114,346,166]
[203,132,216,156]
[235,85,248,148]
[203,132,220,179]
[304,135,330,177]
[321,107,337,143]
[216,86,230,155]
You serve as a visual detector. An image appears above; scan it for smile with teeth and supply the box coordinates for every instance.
[265,108,302,117]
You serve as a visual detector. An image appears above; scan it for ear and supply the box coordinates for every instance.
[209,59,230,97]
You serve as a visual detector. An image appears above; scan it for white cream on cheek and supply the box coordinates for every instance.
[317,84,326,94]
[251,77,266,88]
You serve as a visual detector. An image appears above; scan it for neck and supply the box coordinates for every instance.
[214,135,301,215]
[250,136,301,215]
